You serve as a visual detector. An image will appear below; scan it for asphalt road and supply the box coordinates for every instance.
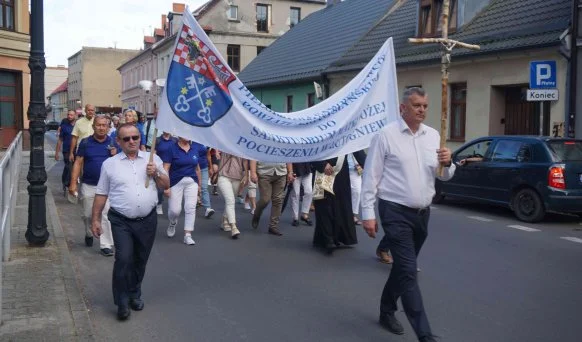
[44,132,582,342]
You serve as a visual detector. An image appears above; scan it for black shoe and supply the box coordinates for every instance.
[300,216,313,226]
[117,305,131,320]
[100,248,114,257]
[379,313,404,335]
[129,298,144,311]
[419,336,438,342]
[85,236,93,247]
[292,219,299,226]
[324,243,335,255]
[251,215,259,229]
[268,228,283,236]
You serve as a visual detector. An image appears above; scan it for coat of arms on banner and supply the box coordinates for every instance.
[167,25,236,127]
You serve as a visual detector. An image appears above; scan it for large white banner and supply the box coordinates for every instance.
[157,7,400,162]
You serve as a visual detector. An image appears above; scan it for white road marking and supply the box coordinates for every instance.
[507,225,541,232]
[467,216,493,222]
[560,237,582,244]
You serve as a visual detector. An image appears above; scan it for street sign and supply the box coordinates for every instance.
[527,89,559,101]
[529,61,557,89]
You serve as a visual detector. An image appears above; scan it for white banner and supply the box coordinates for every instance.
[157,7,400,162]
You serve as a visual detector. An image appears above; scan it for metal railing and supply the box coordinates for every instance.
[0,131,23,325]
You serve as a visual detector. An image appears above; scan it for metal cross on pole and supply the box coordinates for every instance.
[408,0,480,176]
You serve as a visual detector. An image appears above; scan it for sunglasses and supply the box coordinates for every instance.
[121,135,140,142]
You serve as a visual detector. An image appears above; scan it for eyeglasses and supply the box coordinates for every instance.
[121,135,140,142]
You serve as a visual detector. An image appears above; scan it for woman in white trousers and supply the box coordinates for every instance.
[348,153,364,225]
[216,153,249,239]
[291,163,313,226]
[162,137,202,245]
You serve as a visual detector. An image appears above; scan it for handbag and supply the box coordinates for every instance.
[312,155,346,200]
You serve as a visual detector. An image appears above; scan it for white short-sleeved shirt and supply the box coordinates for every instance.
[96,150,167,218]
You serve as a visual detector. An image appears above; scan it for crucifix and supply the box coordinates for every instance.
[408,0,480,175]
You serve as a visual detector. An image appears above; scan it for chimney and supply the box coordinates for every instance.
[327,0,341,7]
[172,3,185,13]
[162,14,167,30]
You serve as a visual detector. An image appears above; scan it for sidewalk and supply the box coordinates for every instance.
[0,140,94,340]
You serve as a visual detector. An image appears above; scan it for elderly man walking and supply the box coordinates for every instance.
[91,123,169,320]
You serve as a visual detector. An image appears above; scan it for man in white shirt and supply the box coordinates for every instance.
[360,87,455,342]
[91,123,169,321]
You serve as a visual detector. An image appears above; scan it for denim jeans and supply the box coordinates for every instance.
[200,167,211,209]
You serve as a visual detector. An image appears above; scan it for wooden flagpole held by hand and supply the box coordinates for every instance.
[145,128,158,188]
[408,0,480,176]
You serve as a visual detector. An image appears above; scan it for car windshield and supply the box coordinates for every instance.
[546,140,582,161]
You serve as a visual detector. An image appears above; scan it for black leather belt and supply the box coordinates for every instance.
[383,200,429,215]
[109,207,155,221]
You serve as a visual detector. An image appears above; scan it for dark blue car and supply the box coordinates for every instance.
[434,136,582,222]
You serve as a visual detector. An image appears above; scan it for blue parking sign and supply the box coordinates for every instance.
[530,61,557,89]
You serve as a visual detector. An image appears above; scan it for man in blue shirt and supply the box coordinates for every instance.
[192,141,214,218]
[55,109,76,193]
[69,116,116,256]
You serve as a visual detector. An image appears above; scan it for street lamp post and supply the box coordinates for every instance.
[25,0,49,245]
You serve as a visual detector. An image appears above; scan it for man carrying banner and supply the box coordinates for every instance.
[250,161,294,236]
[360,87,455,342]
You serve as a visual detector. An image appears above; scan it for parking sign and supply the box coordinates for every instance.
[530,61,557,89]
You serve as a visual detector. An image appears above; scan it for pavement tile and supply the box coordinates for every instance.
[0,139,95,341]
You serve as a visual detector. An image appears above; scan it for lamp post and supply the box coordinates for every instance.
[25,0,49,245]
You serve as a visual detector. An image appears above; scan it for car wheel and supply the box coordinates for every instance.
[512,188,545,223]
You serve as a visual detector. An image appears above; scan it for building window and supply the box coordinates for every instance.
[0,0,15,31]
[227,44,240,72]
[307,93,315,107]
[290,7,301,27]
[256,4,269,32]
[228,5,238,20]
[450,83,466,141]
[0,71,19,130]
[256,46,266,55]
[418,0,457,37]
[286,95,293,112]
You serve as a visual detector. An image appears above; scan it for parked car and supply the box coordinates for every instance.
[45,120,59,131]
[434,136,582,222]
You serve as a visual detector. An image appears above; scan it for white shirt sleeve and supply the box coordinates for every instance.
[95,160,110,196]
[437,162,456,181]
[153,154,168,175]
[360,132,388,221]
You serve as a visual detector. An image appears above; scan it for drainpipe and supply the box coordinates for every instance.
[320,73,330,99]
[569,0,579,137]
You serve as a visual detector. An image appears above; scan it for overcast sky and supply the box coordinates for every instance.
[44,0,207,66]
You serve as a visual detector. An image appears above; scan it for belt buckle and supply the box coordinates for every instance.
[417,207,428,215]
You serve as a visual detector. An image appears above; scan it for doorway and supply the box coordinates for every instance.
[504,86,549,135]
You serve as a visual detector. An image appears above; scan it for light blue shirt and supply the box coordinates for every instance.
[96,150,167,218]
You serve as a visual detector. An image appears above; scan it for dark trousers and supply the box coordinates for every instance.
[107,208,157,307]
[62,151,72,188]
[378,200,432,339]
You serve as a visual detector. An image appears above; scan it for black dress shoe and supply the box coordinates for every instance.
[324,243,335,255]
[292,219,299,226]
[300,216,313,226]
[379,313,404,335]
[100,248,114,257]
[251,215,259,229]
[268,228,283,236]
[129,298,144,311]
[85,236,93,247]
[117,306,131,320]
[419,335,438,342]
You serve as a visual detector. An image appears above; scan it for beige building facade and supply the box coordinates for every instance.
[44,66,68,105]
[195,0,326,72]
[48,80,68,122]
[328,48,567,151]
[67,47,139,114]
[0,0,30,148]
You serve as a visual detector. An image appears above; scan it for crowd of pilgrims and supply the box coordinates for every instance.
[55,105,392,260]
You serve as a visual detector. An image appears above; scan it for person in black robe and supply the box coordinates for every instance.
[312,150,366,254]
